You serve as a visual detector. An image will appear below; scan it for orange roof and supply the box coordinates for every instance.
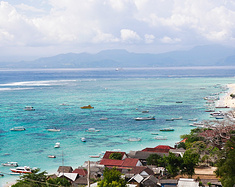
[180,138,187,143]
[99,159,124,166]
[154,145,174,150]
[72,168,88,176]
[122,158,139,167]
[102,151,126,159]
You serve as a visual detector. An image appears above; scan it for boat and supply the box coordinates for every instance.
[81,137,86,142]
[86,128,100,132]
[172,117,183,120]
[154,136,167,140]
[80,105,94,109]
[215,116,224,119]
[2,162,18,167]
[47,128,61,132]
[128,138,141,142]
[134,116,155,121]
[142,110,149,113]
[89,155,100,158]
[151,133,159,135]
[176,101,183,103]
[166,118,174,121]
[215,106,229,108]
[24,106,35,111]
[160,128,174,131]
[0,173,4,177]
[188,118,198,121]
[100,117,108,120]
[48,155,56,158]
[10,126,25,131]
[54,142,60,148]
[10,166,31,174]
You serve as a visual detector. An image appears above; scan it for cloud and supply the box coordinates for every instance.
[1,0,235,59]
[120,29,141,43]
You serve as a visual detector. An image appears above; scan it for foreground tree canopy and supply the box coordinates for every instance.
[98,167,127,187]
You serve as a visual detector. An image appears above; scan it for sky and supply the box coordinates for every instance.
[1,0,235,61]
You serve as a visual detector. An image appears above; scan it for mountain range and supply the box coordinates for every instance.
[1,44,235,68]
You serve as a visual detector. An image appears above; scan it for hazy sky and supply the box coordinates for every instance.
[1,0,235,61]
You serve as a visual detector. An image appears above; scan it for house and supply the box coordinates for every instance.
[99,158,142,168]
[57,166,73,173]
[102,151,128,160]
[83,161,104,179]
[128,174,160,187]
[72,176,88,187]
[129,166,154,177]
[177,178,199,187]
[159,179,178,187]
[57,173,79,183]
[169,148,186,157]
[128,151,169,165]
[72,168,88,177]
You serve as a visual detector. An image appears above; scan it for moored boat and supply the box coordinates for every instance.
[2,162,18,167]
[48,155,56,158]
[134,116,155,121]
[86,128,100,132]
[54,142,60,148]
[160,128,174,131]
[10,126,25,131]
[10,166,31,174]
[188,118,198,121]
[154,136,167,140]
[81,137,86,142]
[89,155,100,158]
[128,137,141,142]
[47,128,61,132]
[80,105,94,109]
[24,106,35,111]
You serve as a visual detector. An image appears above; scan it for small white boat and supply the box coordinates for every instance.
[48,155,56,158]
[54,142,60,148]
[100,117,108,121]
[89,155,100,158]
[10,127,25,131]
[151,132,159,135]
[2,162,18,167]
[142,110,149,113]
[81,137,86,142]
[172,117,183,120]
[10,166,31,174]
[47,128,61,132]
[24,106,35,111]
[166,118,174,121]
[154,136,167,140]
[128,138,141,142]
[188,118,198,121]
[134,116,155,121]
[86,128,100,132]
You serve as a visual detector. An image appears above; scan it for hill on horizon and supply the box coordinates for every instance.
[1,44,235,68]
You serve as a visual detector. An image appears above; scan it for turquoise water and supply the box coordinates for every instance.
[0,68,234,186]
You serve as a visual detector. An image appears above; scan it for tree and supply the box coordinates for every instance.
[146,154,164,166]
[98,167,127,187]
[12,168,71,187]
[215,136,235,187]
[109,153,122,160]
[230,94,235,99]
[181,150,200,178]
[12,168,48,187]
[164,152,182,178]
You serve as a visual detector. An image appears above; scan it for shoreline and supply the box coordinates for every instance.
[216,84,235,108]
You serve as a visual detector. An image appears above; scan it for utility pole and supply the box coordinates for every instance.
[87,160,90,187]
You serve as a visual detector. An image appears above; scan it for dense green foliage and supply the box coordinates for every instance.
[12,168,71,187]
[98,168,127,187]
[215,136,235,187]
[109,153,122,160]
[181,150,200,178]
[146,154,164,166]
[164,152,182,178]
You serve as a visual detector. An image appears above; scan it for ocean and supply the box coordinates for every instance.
[0,67,235,186]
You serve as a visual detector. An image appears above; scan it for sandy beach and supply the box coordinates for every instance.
[216,84,235,108]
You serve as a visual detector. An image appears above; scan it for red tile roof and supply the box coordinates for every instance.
[99,159,124,166]
[72,169,88,176]
[122,158,139,167]
[142,145,174,153]
[99,158,140,168]
[154,145,174,150]
[130,166,154,175]
[102,151,126,159]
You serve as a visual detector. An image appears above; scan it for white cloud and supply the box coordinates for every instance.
[1,0,235,59]
[160,36,181,44]
[120,29,141,42]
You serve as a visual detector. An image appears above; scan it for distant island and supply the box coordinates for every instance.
[1,44,235,69]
